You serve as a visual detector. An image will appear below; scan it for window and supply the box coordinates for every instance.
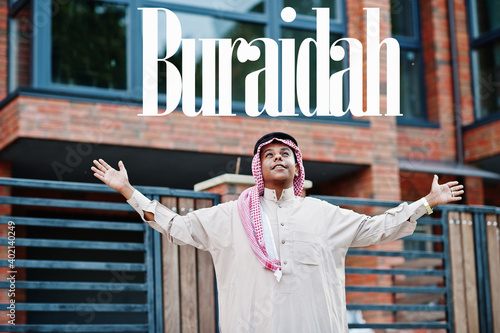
[390,0,426,120]
[280,28,344,110]
[9,1,32,92]
[157,0,264,13]
[155,11,266,103]
[51,0,128,90]
[469,0,500,120]
[9,0,347,115]
[152,0,346,114]
[283,0,339,19]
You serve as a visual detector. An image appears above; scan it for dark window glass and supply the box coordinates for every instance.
[161,0,264,13]
[156,11,265,103]
[473,0,500,35]
[391,1,424,119]
[473,40,500,119]
[283,0,338,19]
[390,0,415,37]
[9,2,32,91]
[281,28,344,111]
[470,0,500,119]
[51,0,127,90]
[400,50,423,118]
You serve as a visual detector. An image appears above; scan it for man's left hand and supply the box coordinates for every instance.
[425,175,464,208]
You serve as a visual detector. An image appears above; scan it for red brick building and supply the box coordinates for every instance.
[1,0,499,204]
[0,0,499,331]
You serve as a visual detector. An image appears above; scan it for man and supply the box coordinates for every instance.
[91,132,463,332]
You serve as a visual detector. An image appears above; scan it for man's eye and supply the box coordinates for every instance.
[266,153,273,158]
[283,152,289,156]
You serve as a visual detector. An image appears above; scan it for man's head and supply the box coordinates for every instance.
[252,132,305,196]
[260,142,299,189]
[253,132,298,161]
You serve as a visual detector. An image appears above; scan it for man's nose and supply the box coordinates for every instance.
[274,154,283,161]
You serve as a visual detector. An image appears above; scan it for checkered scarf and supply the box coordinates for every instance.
[237,138,305,279]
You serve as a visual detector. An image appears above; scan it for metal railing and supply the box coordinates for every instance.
[0,178,498,332]
[0,177,219,332]
[314,194,500,332]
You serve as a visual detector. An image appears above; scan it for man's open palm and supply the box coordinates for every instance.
[92,159,130,193]
[427,174,464,207]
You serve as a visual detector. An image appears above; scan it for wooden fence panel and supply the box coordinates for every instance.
[161,197,181,333]
[448,211,468,333]
[460,212,479,333]
[486,214,500,333]
[196,199,217,333]
[179,198,198,333]
[160,197,218,333]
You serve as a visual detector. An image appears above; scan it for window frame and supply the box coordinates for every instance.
[467,0,500,122]
[8,0,371,124]
[8,0,33,93]
[390,0,430,125]
[31,0,134,99]
[141,0,348,117]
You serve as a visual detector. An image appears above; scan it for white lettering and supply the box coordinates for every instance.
[139,7,401,117]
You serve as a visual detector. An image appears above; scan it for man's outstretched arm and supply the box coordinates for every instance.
[91,159,231,251]
[91,159,156,221]
[346,175,464,248]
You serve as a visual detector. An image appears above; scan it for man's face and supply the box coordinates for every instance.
[260,142,299,189]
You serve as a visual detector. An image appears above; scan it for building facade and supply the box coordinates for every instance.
[0,0,499,331]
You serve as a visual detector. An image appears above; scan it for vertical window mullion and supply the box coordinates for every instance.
[470,49,480,118]
[269,0,281,109]
[130,0,140,97]
[32,0,51,88]
[391,0,425,120]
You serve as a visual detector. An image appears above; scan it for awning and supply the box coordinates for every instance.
[399,159,500,180]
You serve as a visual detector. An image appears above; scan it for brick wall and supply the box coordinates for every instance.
[464,176,484,205]
[399,0,456,163]
[400,171,458,202]
[398,126,455,161]
[398,0,474,161]
[400,170,488,207]
[3,95,379,166]
[453,0,475,126]
[0,0,496,330]
[0,0,7,99]
[464,121,500,162]
[401,170,489,206]
[484,181,500,206]
[343,0,403,327]
[0,97,19,151]
[342,0,400,202]
[400,171,433,202]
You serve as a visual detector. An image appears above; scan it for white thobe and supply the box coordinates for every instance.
[128,187,427,332]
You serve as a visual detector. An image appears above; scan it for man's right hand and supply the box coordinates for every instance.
[92,159,135,199]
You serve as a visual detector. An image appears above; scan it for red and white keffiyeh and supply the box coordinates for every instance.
[237,138,305,281]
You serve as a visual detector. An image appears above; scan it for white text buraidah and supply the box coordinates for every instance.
[139,7,401,117]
